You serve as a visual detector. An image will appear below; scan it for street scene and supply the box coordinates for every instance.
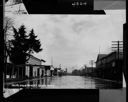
[3,0,126,98]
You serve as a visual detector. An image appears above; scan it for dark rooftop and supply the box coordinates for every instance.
[96,54,107,62]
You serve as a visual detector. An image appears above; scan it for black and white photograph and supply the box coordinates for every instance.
[3,0,126,101]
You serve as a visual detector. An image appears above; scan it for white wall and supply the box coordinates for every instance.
[25,66,29,77]
[27,56,41,65]
[26,56,41,77]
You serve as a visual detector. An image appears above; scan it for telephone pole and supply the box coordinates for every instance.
[112,40,123,60]
[112,41,123,78]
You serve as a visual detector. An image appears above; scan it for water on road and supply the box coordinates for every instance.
[5,75,122,89]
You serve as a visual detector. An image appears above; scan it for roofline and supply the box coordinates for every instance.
[29,55,41,61]
[96,54,107,62]
[29,55,46,62]
[96,51,123,62]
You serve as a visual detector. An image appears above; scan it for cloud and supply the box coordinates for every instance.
[6,13,125,71]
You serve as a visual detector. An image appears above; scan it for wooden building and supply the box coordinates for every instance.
[26,55,43,78]
[95,51,123,81]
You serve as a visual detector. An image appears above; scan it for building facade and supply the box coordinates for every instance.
[26,55,43,78]
[95,51,123,81]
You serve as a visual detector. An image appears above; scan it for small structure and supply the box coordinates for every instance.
[43,65,51,77]
[53,68,61,76]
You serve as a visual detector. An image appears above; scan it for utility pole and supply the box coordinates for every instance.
[112,41,123,81]
[112,41,123,66]
[112,40,123,54]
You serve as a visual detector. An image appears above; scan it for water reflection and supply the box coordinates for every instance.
[5,76,122,89]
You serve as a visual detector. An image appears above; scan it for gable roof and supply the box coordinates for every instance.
[96,54,107,62]
[26,54,46,63]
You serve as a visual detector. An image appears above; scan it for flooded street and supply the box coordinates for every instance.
[47,76,96,88]
[6,75,122,89]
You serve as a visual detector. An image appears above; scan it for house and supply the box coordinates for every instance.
[25,55,44,78]
[5,53,46,79]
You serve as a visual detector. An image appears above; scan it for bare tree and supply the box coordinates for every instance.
[4,16,14,63]
[4,16,14,37]
[3,16,14,84]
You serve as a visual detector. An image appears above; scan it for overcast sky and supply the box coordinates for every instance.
[6,10,125,72]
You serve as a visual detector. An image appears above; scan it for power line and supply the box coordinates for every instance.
[111,40,123,53]
[111,41,123,69]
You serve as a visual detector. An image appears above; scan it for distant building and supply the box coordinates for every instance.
[42,65,52,77]
[53,67,62,76]
[95,51,123,81]
[86,67,93,73]
[53,68,58,76]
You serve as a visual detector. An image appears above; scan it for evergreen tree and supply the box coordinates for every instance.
[28,29,42,54]
[9,25,42,65]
